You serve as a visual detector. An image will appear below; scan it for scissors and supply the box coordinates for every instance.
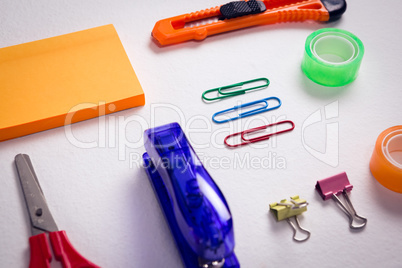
[15,154,100,268]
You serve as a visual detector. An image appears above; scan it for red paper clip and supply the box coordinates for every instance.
[224,120,295,147]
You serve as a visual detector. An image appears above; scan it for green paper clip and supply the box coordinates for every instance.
[269,195,311,242]
[202,78,270,101]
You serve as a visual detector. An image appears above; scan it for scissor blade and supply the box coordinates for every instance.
[15,154,58,236]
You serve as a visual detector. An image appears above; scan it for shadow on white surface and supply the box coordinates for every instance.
[299,73,352,99]
[124,167,183,267]
[368,173,402,214]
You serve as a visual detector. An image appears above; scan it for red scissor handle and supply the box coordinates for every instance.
[29,231,100,268]
[29,233,52,268]
[49,231,100,268]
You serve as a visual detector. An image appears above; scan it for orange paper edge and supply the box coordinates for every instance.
[0,25,145,142]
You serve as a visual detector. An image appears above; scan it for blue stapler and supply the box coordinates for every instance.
[143,122,240,268]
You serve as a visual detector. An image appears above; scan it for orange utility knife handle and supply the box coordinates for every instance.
[29,233,52,268]
[152,0,333,46]
[49,231,100,268]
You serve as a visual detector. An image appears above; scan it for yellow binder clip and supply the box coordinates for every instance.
[269,195,311,242]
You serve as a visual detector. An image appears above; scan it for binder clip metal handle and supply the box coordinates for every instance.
[332,189,367,229]
[270,196,311,242]
[316,172,367,229]
[286,217,311,242]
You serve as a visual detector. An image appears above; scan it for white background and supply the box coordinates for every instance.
[1,0,402,267]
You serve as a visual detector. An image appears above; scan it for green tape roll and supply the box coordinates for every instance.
[301,28,364,87]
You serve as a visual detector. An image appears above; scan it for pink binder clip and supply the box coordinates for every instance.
[316,172,367,229]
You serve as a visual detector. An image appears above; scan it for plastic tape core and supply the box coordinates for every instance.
[383,131,402,169]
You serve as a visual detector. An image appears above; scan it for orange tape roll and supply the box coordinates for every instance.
[370,126,402,193]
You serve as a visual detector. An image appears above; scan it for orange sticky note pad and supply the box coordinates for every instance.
[0,24,145,142]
